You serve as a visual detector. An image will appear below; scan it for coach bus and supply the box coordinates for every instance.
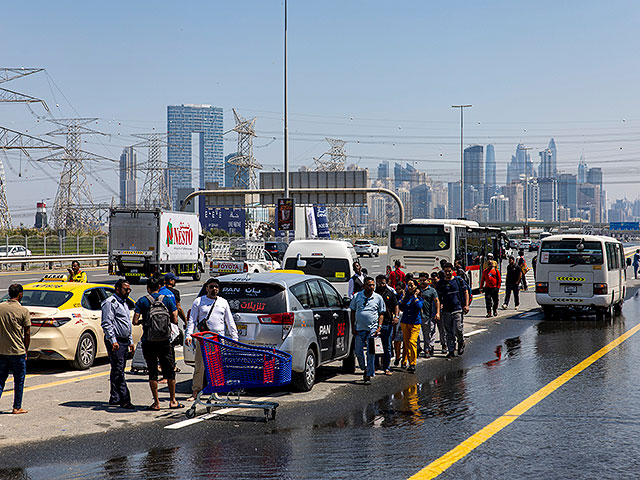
[388,219,506,290]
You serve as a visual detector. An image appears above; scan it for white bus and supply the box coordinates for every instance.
[388,219,505,290]
[535,234,626,319]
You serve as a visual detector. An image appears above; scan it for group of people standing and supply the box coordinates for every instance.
[349,259,470,385]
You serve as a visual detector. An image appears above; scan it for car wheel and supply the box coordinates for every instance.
[72,331,96,370]
[292,348,317,392]
[192,270,201,281]
[542,306,555,319]
[613,301,623,316]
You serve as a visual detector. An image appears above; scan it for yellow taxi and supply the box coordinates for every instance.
[2,275,142,369]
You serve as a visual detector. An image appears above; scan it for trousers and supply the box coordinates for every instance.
[105,339,131,406]
[420,315,437,350]
[484,287,499,314]
[354,329,376,377]
[379,324,394,372]
[442,311,464,354]
[401,323,421,367]
[0,354,26,409]
[504,283,520,307]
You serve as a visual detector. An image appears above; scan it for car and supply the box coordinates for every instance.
[265,241,288,261]
[184,272,355,392]
[530,241,540,251]
[1,278,142,370]
[353,239,380,257]
[508,239,518,249]
[519,239,532,250]
[0,245,32,257]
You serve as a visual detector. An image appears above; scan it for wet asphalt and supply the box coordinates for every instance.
[3,283,640,478]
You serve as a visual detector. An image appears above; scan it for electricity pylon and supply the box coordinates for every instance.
[228,109,262,189]
[134,133,171,209]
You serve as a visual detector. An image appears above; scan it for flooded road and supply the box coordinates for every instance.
[4,290,640,479]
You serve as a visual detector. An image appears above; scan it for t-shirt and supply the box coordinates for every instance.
[166,286,181,304]
[420,286,438,320]
[375,287,398,325]
[0,299,31,355]
[506,264,522,285]
[350,291,385,332]
[159,286,176,303]
[436,277,465,313]
[134,293,177,341]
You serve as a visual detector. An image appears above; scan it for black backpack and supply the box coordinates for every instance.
[145,294,171,342]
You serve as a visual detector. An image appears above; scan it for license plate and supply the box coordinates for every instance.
[237,324,247,336]
[564,285,578,293]
[131,269,138,273]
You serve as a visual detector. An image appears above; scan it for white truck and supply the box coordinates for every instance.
[209,240,280,276]
[109,208,205,282]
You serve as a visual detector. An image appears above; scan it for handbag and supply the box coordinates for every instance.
[197,297,217,332]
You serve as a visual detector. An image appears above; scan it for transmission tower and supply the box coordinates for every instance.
[228,109,262,189]
[0,68,50,229]
[134,133,171,209]
[46,118,107,230]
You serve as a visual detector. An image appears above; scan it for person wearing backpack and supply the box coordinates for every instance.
[436,262,469,359]
[480,254,501,317]
[185,277,238,401]
[132,276,181,411]
[517,250,529,291]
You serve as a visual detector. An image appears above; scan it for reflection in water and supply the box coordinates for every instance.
[484,345,503,367]
[504,337,522,358]
[103,456,129,479]
[141,448,178,480]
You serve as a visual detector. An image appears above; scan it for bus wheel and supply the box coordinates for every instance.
[542,306,554,319]
[613,302,623,316]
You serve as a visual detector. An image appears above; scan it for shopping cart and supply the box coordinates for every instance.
[186,332,292,421]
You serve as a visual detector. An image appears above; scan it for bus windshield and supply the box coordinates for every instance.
[539,240,603,265]
[390,224,449,252]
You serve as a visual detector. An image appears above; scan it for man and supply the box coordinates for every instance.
[502,256,522,310]
[418,273,440,358]
[0,284,30,414]
[517,250,529,291]
[67,261,87,283]
[389,260,405,290]
[163,272,186,326]
[132,277,182,411]
[480,254,501,317]
[633,250,640,279]
[454,259,470,287]
[375,274,399,376]
[350,276,385,384]
[185,278,238,400]
[437,259,448,280]
[348,261,365,297]
[101,279,135,410]
[436,263,469,359]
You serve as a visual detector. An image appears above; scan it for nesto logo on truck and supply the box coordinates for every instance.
[166,219,194,247]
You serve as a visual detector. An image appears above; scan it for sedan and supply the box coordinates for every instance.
[1,279,142,369]
[0,245,32,257]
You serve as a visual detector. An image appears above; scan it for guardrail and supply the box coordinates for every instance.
[0,254,108,271]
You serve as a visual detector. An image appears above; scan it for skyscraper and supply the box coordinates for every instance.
[538,139,557,179]
[410,184,431,219]
[558,173,578,217]
[489,195,509,222]
[578,154,588,183]
[463,145,484,190]
[224,152,248,188]
[119,146,137,206]
[377,161,390,180]
[538,178,558,221]
[167,104,224,208]
[448,181,461,219]
[506,144,534,184]
[485,144,496,188]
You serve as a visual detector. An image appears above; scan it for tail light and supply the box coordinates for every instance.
[594,283,608,295]
[535,282,549,293]
[243,262,249,272]
[258,312,295,325]
[31,317,71,327]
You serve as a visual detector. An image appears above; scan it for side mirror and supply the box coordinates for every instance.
[296,253,307,268]
[627,257,632,267]
[342,296,351,308]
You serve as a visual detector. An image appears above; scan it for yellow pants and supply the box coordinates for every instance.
[401,323,421,367]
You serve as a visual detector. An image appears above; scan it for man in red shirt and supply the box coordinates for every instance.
[389,260,405,290]
[480,253,501,317]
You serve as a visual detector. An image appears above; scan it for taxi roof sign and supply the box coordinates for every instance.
[40,273,69,282]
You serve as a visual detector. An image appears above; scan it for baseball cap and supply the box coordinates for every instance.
[487,253,494,258]
[164,272,178,281]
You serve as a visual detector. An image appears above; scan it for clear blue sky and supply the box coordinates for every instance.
[2,0,640,224]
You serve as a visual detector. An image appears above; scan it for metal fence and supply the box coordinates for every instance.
[1,235,108,256]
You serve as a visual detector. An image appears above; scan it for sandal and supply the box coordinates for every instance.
[146,404,161,411]
[169,403,185,410]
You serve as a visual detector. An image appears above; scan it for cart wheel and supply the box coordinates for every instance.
[185,407,196,419]
[271,408,277,420]
[206,406,212,413]
[264,409,270,422]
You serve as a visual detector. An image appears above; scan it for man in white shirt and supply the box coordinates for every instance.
[185,278,238,400]
[348,261,366,297]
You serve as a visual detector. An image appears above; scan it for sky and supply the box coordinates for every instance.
[3,0,640,225]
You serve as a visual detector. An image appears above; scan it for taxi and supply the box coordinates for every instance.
[2,274,142,369]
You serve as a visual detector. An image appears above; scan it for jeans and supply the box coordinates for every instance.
[442,311,464,354]
[504,283,520,307]
[420,316,437,350]
[379,324,394,371]
[354,329,376,378]
[634,264,639,279]
[484,287,499,314]
[105,339,131,406]
[0,354,27,409]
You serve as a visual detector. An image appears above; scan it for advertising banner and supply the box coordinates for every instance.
[314,204,330,238]
[306,206,318,237]
[277,198,295,231]
[159,212,200,262]
[201,206,246,235]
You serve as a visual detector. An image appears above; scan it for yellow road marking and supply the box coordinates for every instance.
[2,356,184,394]
[408,321,640,479]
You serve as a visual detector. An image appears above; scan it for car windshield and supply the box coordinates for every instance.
[219,283,287,314]
[1,289,73,308]
[390,224,450,251]
[539,240,604,265]
[284,257,351,282]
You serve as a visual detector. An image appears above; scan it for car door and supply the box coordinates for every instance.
[81,287,107,355]
[318,279,349,360]
[306,279,334,364]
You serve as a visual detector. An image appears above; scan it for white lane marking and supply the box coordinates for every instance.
[165,396,272,429]
[91,274,113,278]
[464,328,487,338]
[55,370,95,378]
[12,277,41,282]
[182,292,198,297]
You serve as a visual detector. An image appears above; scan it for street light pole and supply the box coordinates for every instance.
[452,104,472,218]
[283,0,289,198]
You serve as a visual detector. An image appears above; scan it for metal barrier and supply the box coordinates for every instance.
[0,254,108,271]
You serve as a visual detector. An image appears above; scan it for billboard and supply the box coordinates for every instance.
[277,198,295,231]
[609,222,639,231]
[314,204,330,238]
[201,206,246,235]
[158,212,200,262]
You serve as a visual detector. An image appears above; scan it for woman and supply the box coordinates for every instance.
[398,279,423,373]
[392,279,406,367]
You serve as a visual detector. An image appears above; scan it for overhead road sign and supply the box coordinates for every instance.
[260,171,367,206]
[610,222,639,231]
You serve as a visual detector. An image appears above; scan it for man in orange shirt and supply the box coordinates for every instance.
[480,253,501,317]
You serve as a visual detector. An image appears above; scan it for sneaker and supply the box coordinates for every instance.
[514,305,519,310]
[120,403,136,410]
[446,352,455,359]
[493,311,498,317]
[394,358,400,367]
[441,345,447,354]
[502,304,507,310]
[486,313,491,318]
[407,365,416,373]
[458,343,465,355]
[428,347,435,357]
[363,376,371,385]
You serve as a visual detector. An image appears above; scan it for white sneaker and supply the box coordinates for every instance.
[514,306,519,310]
[502,304,507,310]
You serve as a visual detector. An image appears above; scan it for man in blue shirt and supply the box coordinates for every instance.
[418,273,440,359]
[436,263,469,359]
[350,276,385,385]
[132,277,181,411]
[101,279,135,410]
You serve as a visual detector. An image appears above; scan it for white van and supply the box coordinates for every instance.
[281,240,358,296]
[535,234,626,319]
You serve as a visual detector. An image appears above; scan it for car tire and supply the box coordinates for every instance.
[192,270,201,281]
[292,348,317,392]
[72,331,96,370]
[542,306,555,319]
[613,301,623,316]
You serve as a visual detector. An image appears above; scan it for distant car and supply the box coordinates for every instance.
[353,239,380,257]
[530,241,540,251]
[519,239,532,250]
[184,272,355,392]
[508,239,518,249]
[0,245,32,257]
[1,279,142,370]
[265,241,288,261]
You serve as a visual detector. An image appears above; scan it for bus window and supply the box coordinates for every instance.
[389,225,450,251]
[539,240,603,265]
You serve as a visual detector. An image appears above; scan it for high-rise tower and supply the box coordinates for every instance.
[485,144,496,187]
[119,146,137,206]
